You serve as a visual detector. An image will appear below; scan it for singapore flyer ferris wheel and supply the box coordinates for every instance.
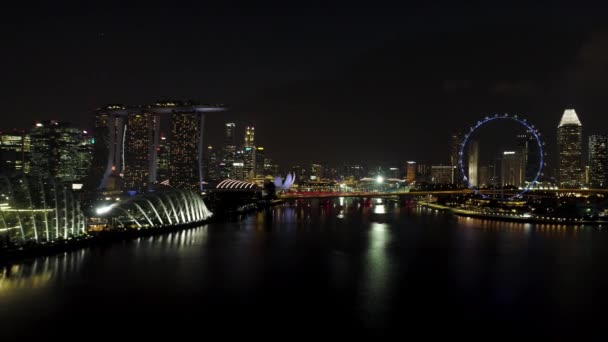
[457,113,546,200]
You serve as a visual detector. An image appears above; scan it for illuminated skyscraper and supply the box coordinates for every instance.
[311,164,324,180]
[589,134,608,188]
[91,102,226,191]
[157,134,170,182]
[244,126,255,148]
[254,147,265,177]
[450,132,463,185]
[225,123,236,146]
[169,112,200,188]
[468,140,479,187]
[0,130,30,174]
[243,147,255,180]
[90,105,128,190]
[501,151,524,187]
[406,161,416,183]
[124,112,159,192]
[558,109,583,188]
[30,121,92,184]
[431,165,452,184]
[204,145,220,182]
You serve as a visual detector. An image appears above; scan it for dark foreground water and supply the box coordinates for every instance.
[2,198,608,339]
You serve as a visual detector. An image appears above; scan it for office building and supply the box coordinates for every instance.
[558,109,583,188]
[30,121,92,184]
[244,126,255,148]
[406,161,416,183]
[0,130,30,174]
[468,140,479,186]
[589,134,608,188]
[431,165,453,184]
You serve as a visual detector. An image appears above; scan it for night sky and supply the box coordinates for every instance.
[2,2,608,170]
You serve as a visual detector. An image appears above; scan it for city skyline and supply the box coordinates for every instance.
[1,3,608,167]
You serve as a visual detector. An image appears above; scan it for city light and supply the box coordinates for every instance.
[376,175,384,184]
[96,205,114,215]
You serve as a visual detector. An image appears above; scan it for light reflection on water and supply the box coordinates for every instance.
[1,198,608,337]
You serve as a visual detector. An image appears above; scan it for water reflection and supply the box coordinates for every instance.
[2,199,608,338]
[0,249,88,295]
[360,222,392,328]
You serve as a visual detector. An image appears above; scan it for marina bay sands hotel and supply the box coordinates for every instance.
[92,101,226,192]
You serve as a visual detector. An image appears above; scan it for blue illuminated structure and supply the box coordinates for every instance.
[458,114,545,200]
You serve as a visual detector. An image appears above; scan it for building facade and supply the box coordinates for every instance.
[558,109,583,188]
[468,140,479,187]
[0,130,30,174]
[589,134,608,188]
[431,165,453,184]
[30,121,92,184]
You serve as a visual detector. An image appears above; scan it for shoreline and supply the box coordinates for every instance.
[418,201,607,225]
[0,198,286,265]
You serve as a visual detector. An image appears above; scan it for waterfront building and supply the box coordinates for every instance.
[244,126,255,148]
[558,109,583,188]
[30,120,92,185]
[431,165,453,184]
[589,134,608,188]
[468,140,479,187]
[406,161,416,183]
[0,130,30,174]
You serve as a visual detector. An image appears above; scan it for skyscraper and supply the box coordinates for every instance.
[225,123,236,147]
[468,140,479,187]
[478,164,496,188]
[0,130,30,174]
[254,147,265,178]
[91,102,226,191]
[244,126,255,148]
[124,112,158,192]
[90,105,128,190]
[450,132,463,185]
[431,165,453,184]
[558,109,583,188]
[29,121,93,185]
[170,112,200,188]
[501,151,524,187]
[204,145,220,182]
[222,123,237,180]
[516,132,541,183]
[243,147,255,180]
[589,134,608,188]
[406,161,416,183]
[157,134,170,182]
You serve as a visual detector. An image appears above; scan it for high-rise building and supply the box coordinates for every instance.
[90,105,128,190]
[450,132,463,185]
[558,109,583,188]
[516,132,541,183]
[225,123,236,147]
[204,145,220,182]
[0,130,30,174]
[501,151,524,187]
[243,147,255,180]
[478,164,496,188]
[124,112,158,192]
[264,158,279,177]
[91,102,226,191]
[157,134,170,182]
[244,126,255,148]
[30,121,92,184]
[254,147,265,177]
[406,161,416,183]
[468,140,479,187]
[431,165,453,184]
[170,112,200,189]
[311,164,324,180]
[589,134,608,188]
